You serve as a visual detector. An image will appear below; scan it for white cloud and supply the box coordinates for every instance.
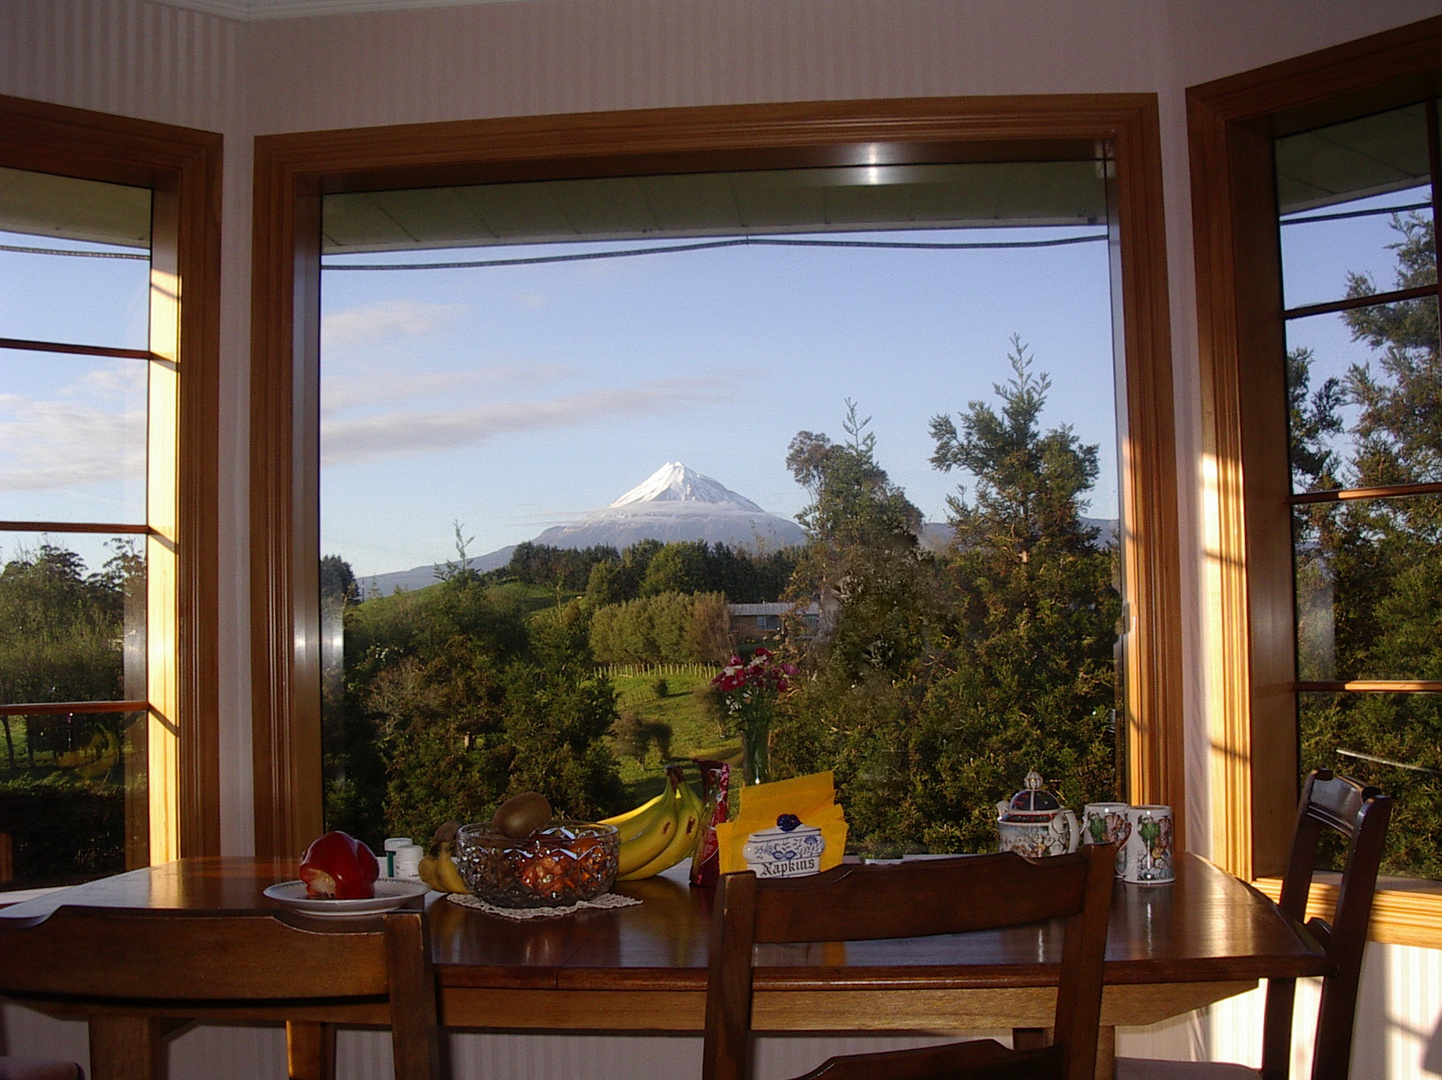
[321,361,576,414]
[0,359,146,493]
[322,375,738,466]
[0,398,145,492]
[321,299,467,349]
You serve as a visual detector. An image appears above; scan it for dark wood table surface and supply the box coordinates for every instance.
[1,852,1329,1076]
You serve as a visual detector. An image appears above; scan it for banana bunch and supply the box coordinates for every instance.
[418,820,471,894]
[602,766,706,882]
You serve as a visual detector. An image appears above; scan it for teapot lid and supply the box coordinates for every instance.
[1006,769,1060,814]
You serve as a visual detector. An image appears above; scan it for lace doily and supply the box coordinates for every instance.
[445,890,641,920]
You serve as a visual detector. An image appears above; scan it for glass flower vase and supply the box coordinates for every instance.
[741,720,771,786]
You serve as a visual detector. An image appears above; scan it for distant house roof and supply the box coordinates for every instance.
[727,602,819,617]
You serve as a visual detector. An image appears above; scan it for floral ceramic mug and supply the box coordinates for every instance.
[1123,805,1174,884]
[1081,802,1132,877]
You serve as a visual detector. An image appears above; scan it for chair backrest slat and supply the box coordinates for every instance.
[704,847,1114,1080]
[0,905,442,1080]
[749,854,1094,944]
[1,907,394,1000]
[1259,770,1391,1080]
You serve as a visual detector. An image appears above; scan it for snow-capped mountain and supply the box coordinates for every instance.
[358,463,805,598]
[606,461,764,511]
[532,462,805,551]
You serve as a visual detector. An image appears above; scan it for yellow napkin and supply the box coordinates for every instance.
[716,771,848,875]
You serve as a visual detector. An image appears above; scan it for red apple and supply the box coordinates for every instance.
[299,831,380,899]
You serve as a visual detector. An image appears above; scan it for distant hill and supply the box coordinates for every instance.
[355,462,1118,600]
[356,545,516,599]
[357,462,805,599]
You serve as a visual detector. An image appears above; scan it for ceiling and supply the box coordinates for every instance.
[151,0,522,20]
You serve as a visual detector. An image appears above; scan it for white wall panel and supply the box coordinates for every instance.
[0,0,242,130]
[2,0,1442,1075]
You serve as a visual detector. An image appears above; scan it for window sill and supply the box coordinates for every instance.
[1252,875,1442,950]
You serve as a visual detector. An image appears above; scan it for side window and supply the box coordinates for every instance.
[1188,20,1442,923]
[0,99,219,887]
[0,166,153,888]
[1276,101,1441,879]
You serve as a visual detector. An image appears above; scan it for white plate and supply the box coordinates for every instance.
[263,877,429,916]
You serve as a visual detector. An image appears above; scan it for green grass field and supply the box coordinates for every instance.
[605,665,740,805]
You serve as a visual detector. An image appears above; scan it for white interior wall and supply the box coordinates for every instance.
[1,0,1440,1075]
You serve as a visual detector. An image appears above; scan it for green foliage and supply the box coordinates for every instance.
[0,543,138,886]
[589,591,732,665]
[786,400,937,682]
[0,541,136,705]
[775,348,1119,856]
[497,610,626,820]
[507,541,620,592]
[320,553,357,601]
[580,539,798,606]
[0,771,127,885]
[1284,214,1442,877]
[335,574,625,845]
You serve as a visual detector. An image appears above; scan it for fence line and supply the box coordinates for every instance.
[600,663,721,680]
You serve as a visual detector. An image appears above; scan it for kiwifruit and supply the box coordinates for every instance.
[490,792,552,838]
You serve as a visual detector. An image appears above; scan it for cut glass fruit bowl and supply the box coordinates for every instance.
[453,821,619,907]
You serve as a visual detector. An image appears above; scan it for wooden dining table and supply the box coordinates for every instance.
[0,852,1329,1079]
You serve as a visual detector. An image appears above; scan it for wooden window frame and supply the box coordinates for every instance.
[1187,14,1442,947]
[249,96,1182,857]
[0,95,223,863]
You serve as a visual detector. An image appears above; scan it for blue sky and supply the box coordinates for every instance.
[0,184,1431,581]
[0,229,148,571]
[319,227,1121,577]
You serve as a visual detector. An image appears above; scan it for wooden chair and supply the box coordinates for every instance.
[704,845,1115,1080]
[1117,770,1391,1080]
[0,904,442,1080]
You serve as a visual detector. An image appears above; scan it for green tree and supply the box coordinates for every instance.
[0,543,127,706]
[320,553,358,602]
[340,571,625,845]
[1296,215,1442,877]
[507,542,619,592]
[499,604,625,819]
[914,340,1120,851]
[588,591,731,665]
[772,402,942,853]
[639,541,714,597]
[784,400,933,679]
[583,539,663,605]
[0,542,137,884]
[774,348,1119,857]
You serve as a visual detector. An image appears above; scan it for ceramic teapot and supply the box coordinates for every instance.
[995,769,1079,857]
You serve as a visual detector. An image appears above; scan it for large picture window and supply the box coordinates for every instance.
[0,96,222,887]
[250,98,1181,859]
[316,161,1125,852]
